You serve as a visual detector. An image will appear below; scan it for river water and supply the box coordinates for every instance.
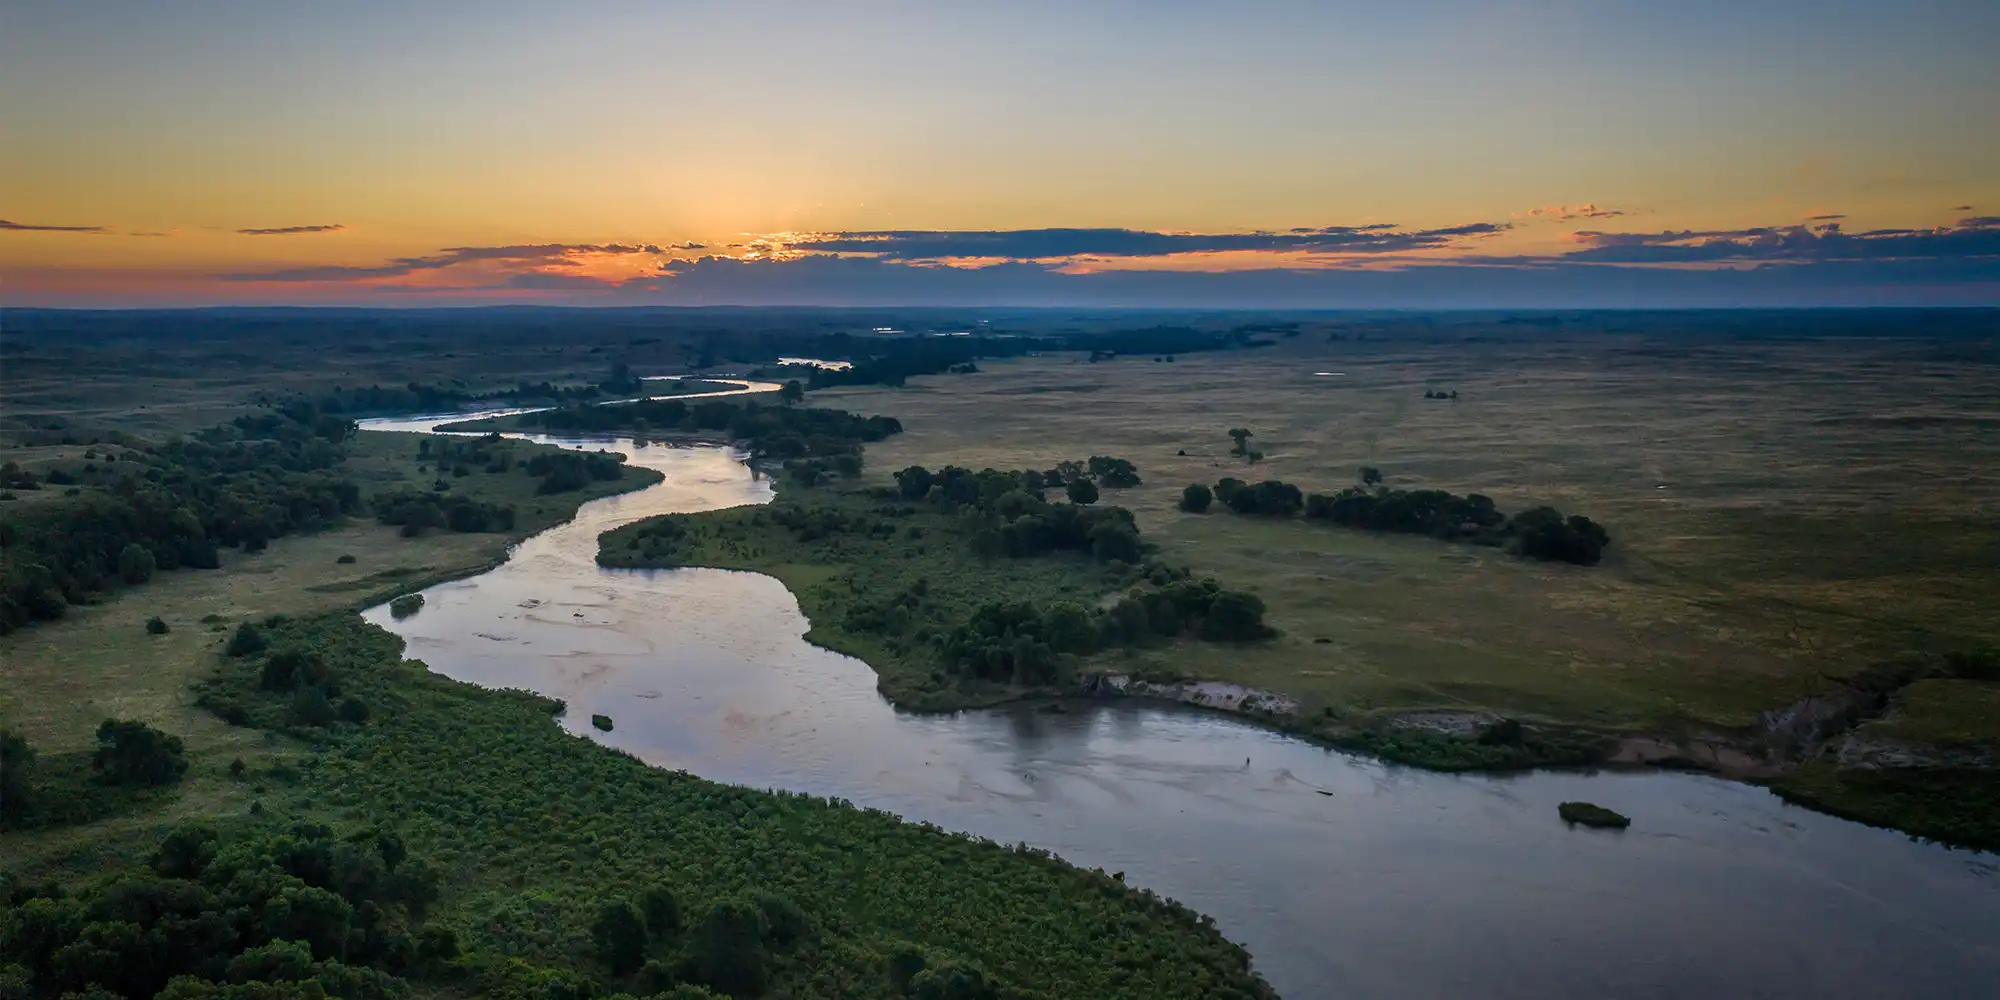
[357,405,2000,1000]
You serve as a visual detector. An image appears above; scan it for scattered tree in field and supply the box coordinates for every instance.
[146,615,169,635]
[1511,507,1611,566]
[895,465,935,500]
[1201,590,1272,641]
[1359,466,1383,486]
[117,542,157,585]
[0,729,34,824]
[1179,483,1213,513]
[337,553,357,564]
[1227,428,1253,456]
[778,380,805,405]
[1066,478,1099,505]
[92,718,188,786]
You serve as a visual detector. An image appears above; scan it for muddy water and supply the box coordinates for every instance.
[357,415,2000,1000]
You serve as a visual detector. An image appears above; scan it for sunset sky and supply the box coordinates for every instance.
[4,1,1996,307]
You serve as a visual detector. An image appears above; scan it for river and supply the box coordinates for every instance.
[357,400,2000,1000]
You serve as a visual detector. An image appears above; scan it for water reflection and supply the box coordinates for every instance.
[357,419,2000,1000]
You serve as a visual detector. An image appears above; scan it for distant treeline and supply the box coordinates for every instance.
[312,364,649,415]
[789,325,1268,389]
[1194,476,1611,566]
[0,403,362,634]
[518,397,903,460]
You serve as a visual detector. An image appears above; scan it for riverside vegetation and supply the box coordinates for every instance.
[1,345,1282,999]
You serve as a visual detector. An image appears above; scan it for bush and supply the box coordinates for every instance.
[389,593,425,618]
[1065,478,1099,505]
[1178,483,1213,513]
[146,615,170,635]
[1512,507,1611,566]
[91,719,188,786]
[117,542,157,585]
[225,622,267,657]
[337,553,357,564]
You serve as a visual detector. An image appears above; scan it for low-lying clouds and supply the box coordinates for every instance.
[199,213,2000,307]
[1,218,108,233]
[772,223,1506,260]
[237,224,347,235]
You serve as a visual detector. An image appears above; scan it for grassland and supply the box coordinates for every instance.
[811,338,2000,739]
[0,429,657,859]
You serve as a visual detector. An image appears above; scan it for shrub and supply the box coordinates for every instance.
[117,542,157,585]
[146,615,170,635]
[1179,483,1213,513]
[1065,478,1099,505]
[92,719,188,786]
[337,553,357,564]
[225,622,267,657]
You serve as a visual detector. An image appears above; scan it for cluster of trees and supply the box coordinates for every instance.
[417,434,516,476]
[942,580,1272,686]
[374,489,517,535]
[524,450,628,495]
[0,406,363,634]
[893,457,1140,506]
[1422,389,1460,400]
[1195,471,1612,565]
[0,822,447,1000]
[890,460,1145,563]
[315,364,650,416]
[519,398,903,463]
[1,719,189,831]
[199,619,378,731]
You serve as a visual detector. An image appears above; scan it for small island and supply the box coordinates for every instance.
[591,713,615,732]
[388,593,424,618]
[1558,801,1631,829]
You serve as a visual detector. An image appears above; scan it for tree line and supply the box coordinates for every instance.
[515,398,903,461]
[1185,471,1612,566]
[0,403,364,634]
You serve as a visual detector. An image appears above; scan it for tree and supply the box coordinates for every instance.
[1179,483,1213,513]
[1201,591,1269,641]
[690,898,770,997]
[92,719,189,786]
[1512,507,1610,566]
[1065,478,1099,505]
[592,900,649,976]
[1359,466,1383,486]
[225,623,267,657]
[146,616,170,635]
[778,380,804,405]
[1227,428,1253,456]
[117,543,156,585]
[641,885,682,937]
[895,465,934,501]
[1,729,34,824]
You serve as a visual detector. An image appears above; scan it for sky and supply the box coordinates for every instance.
[3,0,1996,308]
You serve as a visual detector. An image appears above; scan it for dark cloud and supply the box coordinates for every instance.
[1,219,108,233]
[1524,204,1628,221]
[1953,205,1976,212]
[780,224,1504,260]
[1804,213,1846,221]
[1563,217,2000,265]
[225,242,664,282]
[238,224,346,236]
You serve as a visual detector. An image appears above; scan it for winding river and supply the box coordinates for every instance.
[358,391,2000,1000]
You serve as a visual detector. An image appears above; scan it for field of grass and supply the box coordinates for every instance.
[0,430,657,861]
[814,338,2000,743]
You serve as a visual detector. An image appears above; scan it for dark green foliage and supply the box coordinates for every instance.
[778,380,804,405]
[388,593,424,618]
[592,900,650,976]
[1085,456,1141,488]
[374,488,517,534]
[1200,591,1270,641]
[1065,479,1099,505]
[338,697,372,724]
[524,450,627,495]
[260,648,330,692]
[90,720,188,787]
[909,961,1000,1000]
[689,898,770,997]
[1214,479,1301,516]
[291,686,338,727]
[895,465,934,500]
[1511,507,1612,566]
[116,543,155,585]
[0,822,442,1000]
[591,714,615,732]
[640,886,682,937]
[1178,483,1212,513]
[146,616,170,635]
[1226,428,1252,456]
[1766,766,2000,853]
[224,623,267,657]
[1,730,33,825]
[513,398,902,465]
[336,554,357,564]
[1557,801,1631,829]
[1359,466,1383,486]
[0,404,360,635]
